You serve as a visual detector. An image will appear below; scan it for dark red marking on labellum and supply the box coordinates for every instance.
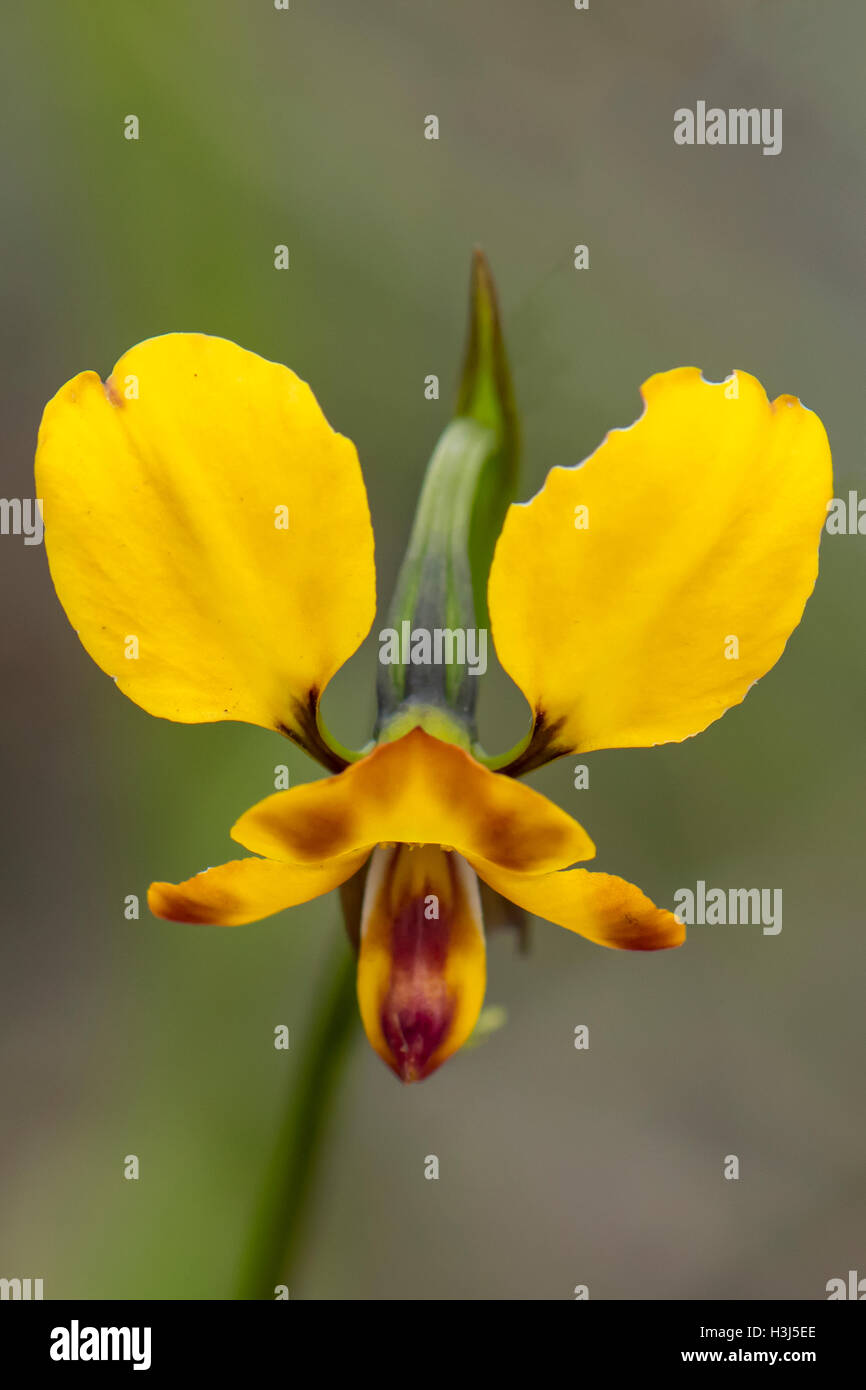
[380,893,454,1082]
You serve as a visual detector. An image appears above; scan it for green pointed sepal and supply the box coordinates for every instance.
[376,250,519,743]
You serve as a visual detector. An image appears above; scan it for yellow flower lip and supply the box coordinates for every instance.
[231,726,596,874]
[357,845,486,1083]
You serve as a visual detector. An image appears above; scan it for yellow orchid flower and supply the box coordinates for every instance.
[35,254,832,1084]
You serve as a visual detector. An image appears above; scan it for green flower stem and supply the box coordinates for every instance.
[236,930,358,1299]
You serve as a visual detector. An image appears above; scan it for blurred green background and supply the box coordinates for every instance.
[2,0,863,1299]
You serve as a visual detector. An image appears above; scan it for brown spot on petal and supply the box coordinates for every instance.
[103,375,125,408]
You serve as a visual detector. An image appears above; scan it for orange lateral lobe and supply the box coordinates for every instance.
[357,845,486,1083]
[147,849,369,926]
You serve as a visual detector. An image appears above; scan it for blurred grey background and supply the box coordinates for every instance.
[1,0,863,1298]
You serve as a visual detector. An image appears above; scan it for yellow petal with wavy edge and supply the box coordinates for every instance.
[149,850,368,926]
[35,334,376,751]
[357,845,486,1082]
[488,368,832,759]
[468,859,684,950]
[232,726,595,872]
